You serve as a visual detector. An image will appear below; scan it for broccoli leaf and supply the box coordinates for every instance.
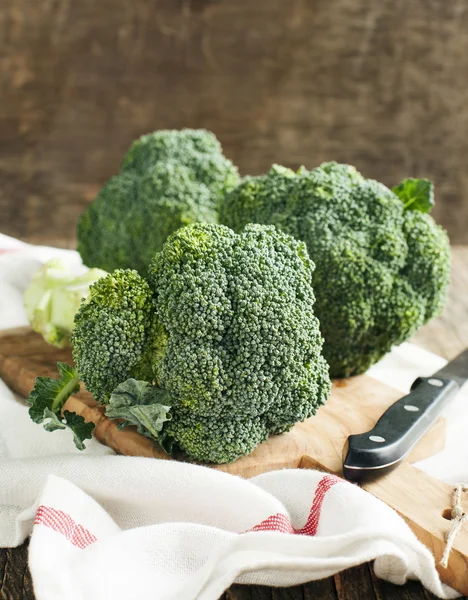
[106,379,171,442]
[28,362,80,422]
[42,409,94,451]
[27,362,94,449]
[392,178,434,213]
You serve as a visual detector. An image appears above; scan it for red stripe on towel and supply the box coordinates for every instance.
[246,474,341,536]
[34,505,97,549]
[0,248,21,254]
[33,474,341,548]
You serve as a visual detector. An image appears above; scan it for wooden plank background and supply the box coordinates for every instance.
[1,0,468,247]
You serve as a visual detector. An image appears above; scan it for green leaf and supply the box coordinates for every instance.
[392,178,434,213]
[42,408,68,432]
[28,362,80,422]
[63,410,95,451]
[27,362,94,450]
[106,379,171,443]
[41,409,94,450]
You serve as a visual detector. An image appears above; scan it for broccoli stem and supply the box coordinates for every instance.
[51,373,81,413]
[403,196,417,210]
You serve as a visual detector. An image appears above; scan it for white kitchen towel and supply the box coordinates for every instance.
[0,234,465,600]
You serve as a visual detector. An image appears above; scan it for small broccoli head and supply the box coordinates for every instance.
[71,269,163,402]
[78,129,239,275]
[220,162,451,377]
[148,222,330,463]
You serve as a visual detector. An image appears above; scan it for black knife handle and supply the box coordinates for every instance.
[343,377,460,482]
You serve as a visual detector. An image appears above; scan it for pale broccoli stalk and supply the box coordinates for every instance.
[24,258,107,348]
[27,223,331,462]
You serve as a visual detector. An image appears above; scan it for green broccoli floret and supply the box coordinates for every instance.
[162,411,268,465]
[30,223,330,462]
[220,162,451,377]
[77,129,239,275]
[148,223,330,462]
[70,269,163,402]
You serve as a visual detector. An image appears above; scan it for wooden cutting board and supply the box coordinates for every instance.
[0,327,467,594]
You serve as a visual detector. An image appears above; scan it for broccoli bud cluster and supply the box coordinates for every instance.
[71,269,157,402]
[220,162,451,377]
[77,129,239,275]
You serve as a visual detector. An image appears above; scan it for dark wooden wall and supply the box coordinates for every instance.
[1,0,468,247]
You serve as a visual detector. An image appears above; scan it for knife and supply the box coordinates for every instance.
[342,349,468,482]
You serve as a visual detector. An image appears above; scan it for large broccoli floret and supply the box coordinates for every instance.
[77,129,239,275]
[30,223,330,463]
[220,162,451,377]
[148,223,330,462]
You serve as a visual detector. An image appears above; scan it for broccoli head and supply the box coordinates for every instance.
[46,223,329,463]
[220,162,451,377]
[77,129,239,275]
[148,223,330,461]
[71,269,163,402]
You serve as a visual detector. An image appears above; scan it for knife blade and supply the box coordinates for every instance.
[342,349,468,482]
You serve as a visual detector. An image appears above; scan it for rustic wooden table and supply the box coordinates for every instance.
[1,247,467,600]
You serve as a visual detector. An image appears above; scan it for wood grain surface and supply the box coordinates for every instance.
[1,246,467,599]
[1,0,468,247]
